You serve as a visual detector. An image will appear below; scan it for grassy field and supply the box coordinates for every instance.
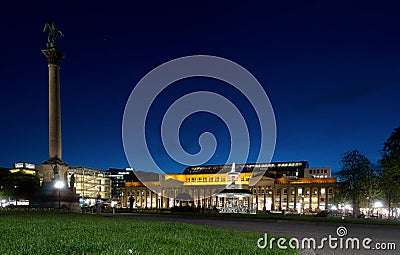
[0,211,295,255]
[119,208,400,226]
[209,213,400,225]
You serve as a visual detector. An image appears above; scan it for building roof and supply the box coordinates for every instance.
[183,161,309,177]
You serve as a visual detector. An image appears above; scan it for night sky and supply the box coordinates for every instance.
[1,1,399,174]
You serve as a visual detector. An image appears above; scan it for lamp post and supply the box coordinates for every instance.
[54,180,65,210]
[374,201,383,219]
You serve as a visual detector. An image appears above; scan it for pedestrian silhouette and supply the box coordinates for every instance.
[129,195,135,212]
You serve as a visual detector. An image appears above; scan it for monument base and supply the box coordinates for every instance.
[41,158,68,184]
[30,187,81,212]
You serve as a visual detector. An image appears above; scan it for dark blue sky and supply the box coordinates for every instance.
[0,1,399,174]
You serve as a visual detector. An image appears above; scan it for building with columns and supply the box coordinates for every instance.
[121,161,336,213]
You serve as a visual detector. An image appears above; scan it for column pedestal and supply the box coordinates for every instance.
[41,161,69,184]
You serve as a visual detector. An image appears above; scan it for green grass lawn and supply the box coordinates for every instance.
[0,211,295,255]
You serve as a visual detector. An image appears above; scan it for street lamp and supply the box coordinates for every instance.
[54,180,65,210]
[374,201,383,208]
[374,201,383,219]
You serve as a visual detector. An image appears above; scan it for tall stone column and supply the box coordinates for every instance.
[271,188,275,211]
[325,187,329,209]
[41,48,68,184]
[150,191,153,209]
[255,188,259,212]
[44,49,63,161]
[139,190,143,208]
[263,187,266,211]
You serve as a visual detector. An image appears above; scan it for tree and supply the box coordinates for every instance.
[337,150,376,217]
[0,169,40,200]
[359,164,380,215]
[379,126,400,217]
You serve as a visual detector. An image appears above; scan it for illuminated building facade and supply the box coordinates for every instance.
[304,167,331,178]
[0,163,40,203]
[67,167,112,200]
[106,168,139,200]
[121,161,336,212]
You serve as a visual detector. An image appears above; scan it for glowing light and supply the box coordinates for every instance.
[14,163,24,168]
[22,170,36,175]
[25,163,35,169]
[374,201,383,208]
[54,180,65,189]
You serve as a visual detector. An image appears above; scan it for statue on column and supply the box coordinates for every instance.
[51,163,60,180]
[43,22,64,49]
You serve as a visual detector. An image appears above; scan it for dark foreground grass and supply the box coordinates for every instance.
[130,209,400,226]
[0,211,295,255]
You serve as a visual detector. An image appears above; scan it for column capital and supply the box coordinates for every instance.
[42,48,64,65]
